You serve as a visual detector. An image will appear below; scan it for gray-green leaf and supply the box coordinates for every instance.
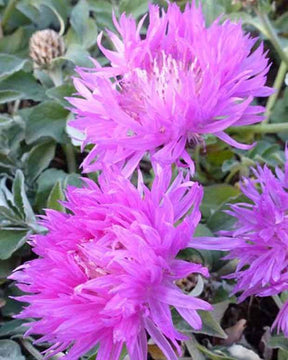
[47,181,66,212]
[26,101,69,144]
[23,141,56,182]
[12,170,35,224]
[0,229,29,260]
[0,340,25,360]
[0,54,30,79]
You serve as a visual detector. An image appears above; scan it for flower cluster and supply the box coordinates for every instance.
[211,160,288,336]
[12,2,277,360]
[11,169,212,360]
[68,2,271,176]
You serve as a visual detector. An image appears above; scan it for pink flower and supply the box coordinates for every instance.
[194,158,288,337]
[68,2,272,176]
[11,168,211,360]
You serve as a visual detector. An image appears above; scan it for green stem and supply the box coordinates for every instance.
[47,67,63,87]
[20,339,43,360]
[256,10,288,67]
[1,0,17,29]
[13,99,20,114]
[46,67,77,173]
[272,294,283,310]
[228,122,288,134]
[63,144,77,173]
[264,61,287,123]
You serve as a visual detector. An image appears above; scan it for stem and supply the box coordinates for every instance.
[13,99,21,114]
[47,67,63,87]
[62,144,77,173]
[225,164,241,183]
[20,339,43,360]
[1,0,17,29]
[264,61,287,123]
[256,10,288,67]
[272,294,283,310]
[228,122,288,134]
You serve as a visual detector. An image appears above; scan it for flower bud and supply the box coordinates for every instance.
[29,29,65,67]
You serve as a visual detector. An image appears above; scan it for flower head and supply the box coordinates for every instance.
[68,2,272,176]
[29,29,65,68]
[11,168,211,360]
[208,156,288,336]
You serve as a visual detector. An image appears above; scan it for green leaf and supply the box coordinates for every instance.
[0,27,31,55]
[200,184,240,219]
[2,284,25,317]
[190,224,214,267]
[278,349,288,360]
[0,340,25,360]
[62,43,94,67]
[198,0,225,25]
[207,194,246,233]
[0,54,30,79]
[193,310,227,339]
[185,335,206,360]
[174,308,227,339]
[23,141,56,182]
[34,169,82,212]
[88,0,114,29]
[12,170,35,223]
[47,181,66,212]
[119,0,148,18]
[194,223,214,237]
[271,88,288,142]
[0,257,20,279]
[34,169,67,212]
[0,319,25,337]
[0,71,45,101]
[193,224,226,271]
[16,2,60,29]
[280,290,288,303]
[46,83,75,107]
[268,335,288,351]
[26,101,69,144]
[69,17,98,49]
[16,2,41,22]
[0,229,28,260]
[38,0,69,35]
[196,344,235,360]
[71,0,89,38]
[0,205,19,225]
[0,90,21,104]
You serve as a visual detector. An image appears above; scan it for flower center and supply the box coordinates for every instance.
[118,51,203,123]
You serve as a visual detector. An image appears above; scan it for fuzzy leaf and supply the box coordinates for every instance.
[0,229,29,260]
[0,54,30,79]
[0,340,25,360]
[26,101,69,144]
[23,141,56,182]
[12,170,35,224]
[0,71,45,101]
[47,181,66,212]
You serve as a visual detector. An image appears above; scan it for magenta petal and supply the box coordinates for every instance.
[11,168,210,359]
[144,318,179,360]
[67,2,272,175]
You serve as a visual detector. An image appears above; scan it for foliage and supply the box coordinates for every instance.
[0,0,288,359]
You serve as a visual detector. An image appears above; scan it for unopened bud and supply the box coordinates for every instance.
[29,29,65,68]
